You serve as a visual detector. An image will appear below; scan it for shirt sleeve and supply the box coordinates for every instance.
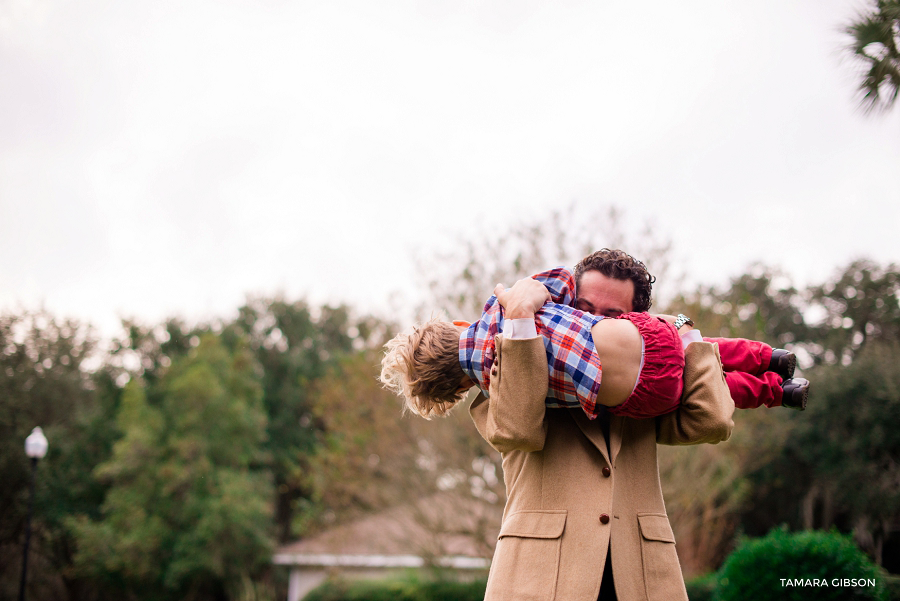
[681,329,703,348]
[504,317,538,339]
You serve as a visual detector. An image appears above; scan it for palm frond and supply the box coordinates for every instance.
[844,1,900,112]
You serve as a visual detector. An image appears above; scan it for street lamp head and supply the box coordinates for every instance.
[24,427,48,460]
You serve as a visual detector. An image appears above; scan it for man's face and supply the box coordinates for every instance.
[575,270,635,317]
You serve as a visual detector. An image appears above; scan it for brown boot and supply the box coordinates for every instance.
[768,349,796,380]
[781,378,809,410]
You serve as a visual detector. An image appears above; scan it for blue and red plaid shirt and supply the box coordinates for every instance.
[459,267,606,419]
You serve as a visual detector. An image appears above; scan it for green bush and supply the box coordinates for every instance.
[715,529,888,601]
[686,572,717,601]
[418,578,488,601]
[302,575,488,601]
[885,575,900,601]
[303,578,422,601]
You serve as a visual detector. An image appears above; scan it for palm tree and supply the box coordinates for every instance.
[845,0,900,113]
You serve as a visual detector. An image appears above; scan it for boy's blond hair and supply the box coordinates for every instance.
[380,317,468,419]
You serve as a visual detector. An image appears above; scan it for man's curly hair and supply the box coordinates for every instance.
[573,248,656,313]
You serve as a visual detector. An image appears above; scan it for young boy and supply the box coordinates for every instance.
[380,267,809,420]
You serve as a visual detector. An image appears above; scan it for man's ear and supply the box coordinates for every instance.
[452,320,471,327]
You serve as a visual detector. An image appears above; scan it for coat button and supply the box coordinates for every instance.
[599,514,610,524]
[602,467,611,477]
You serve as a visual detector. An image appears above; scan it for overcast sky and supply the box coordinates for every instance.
[2,0,898,338]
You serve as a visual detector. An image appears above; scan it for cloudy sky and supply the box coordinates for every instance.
[1,0,898,337]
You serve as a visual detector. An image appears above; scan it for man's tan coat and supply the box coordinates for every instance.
[469,336,735,601]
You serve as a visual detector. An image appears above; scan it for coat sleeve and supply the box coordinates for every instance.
[656,341,735,446]
[469,335,549,453]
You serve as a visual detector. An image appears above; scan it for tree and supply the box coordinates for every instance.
[726,260,900,569]
[785,341,900,566]
[657,265,808,573]
[105,301,390,545]
[807,259,900,366]
[306,349,504,558]
[419,204,673,319]
[69,334,273,599]
[223,297,389,543]
[0,311,116,600]
[845,0,900,113]
[106,317,212,391]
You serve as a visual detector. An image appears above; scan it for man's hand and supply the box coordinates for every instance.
[494,278,550,319]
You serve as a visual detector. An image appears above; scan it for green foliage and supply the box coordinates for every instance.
[306,350,431,527]
[0,311,116,598]
[799,342,900,517]
[224,297,389,542]
[808,259,900,365]
[1,300,392,596]
[666,264,807,347]
[845,0,900,113]
[69,334,274,599]
[715,529,888,601]
[686,573,717,601]
[660,265,806,571]
[303,575,488,601]
[738,339,900,566]
[108,317,211,390]
[4,219,900,597]
[663,259,900,572]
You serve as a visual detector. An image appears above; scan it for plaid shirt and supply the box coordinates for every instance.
[459,267,606,419]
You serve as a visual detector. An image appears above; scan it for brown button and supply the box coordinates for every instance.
[602,467,611,477]
[599,514,610,524]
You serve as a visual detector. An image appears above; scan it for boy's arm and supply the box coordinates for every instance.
[656,341,735,445]
[469,278,551,453]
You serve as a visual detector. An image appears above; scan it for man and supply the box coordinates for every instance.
[468,249,735,601]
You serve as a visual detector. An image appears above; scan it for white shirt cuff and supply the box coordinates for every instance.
[505,317,538,339]
[681,329,703,349]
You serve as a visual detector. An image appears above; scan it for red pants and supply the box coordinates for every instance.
[704,337,784,408]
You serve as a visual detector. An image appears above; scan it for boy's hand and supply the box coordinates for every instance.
[494,278,550,319]
[652,313,695,335]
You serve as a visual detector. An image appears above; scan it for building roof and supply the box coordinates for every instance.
[274,491,501,567]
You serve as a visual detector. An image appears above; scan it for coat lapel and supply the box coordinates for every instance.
[570,408,611,466]
[569,408,624,467]
[609,414,624,466]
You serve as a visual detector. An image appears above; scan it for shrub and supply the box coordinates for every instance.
[715,529,888,601]
[303,575,488,601]
[303,578,420,601]
[686,572,717,601]
[419,578,489,601]
[885,575,900,601]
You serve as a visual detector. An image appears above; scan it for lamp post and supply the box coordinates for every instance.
[19,427,48,601]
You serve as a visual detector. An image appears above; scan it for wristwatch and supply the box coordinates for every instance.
[674,314,694,329]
